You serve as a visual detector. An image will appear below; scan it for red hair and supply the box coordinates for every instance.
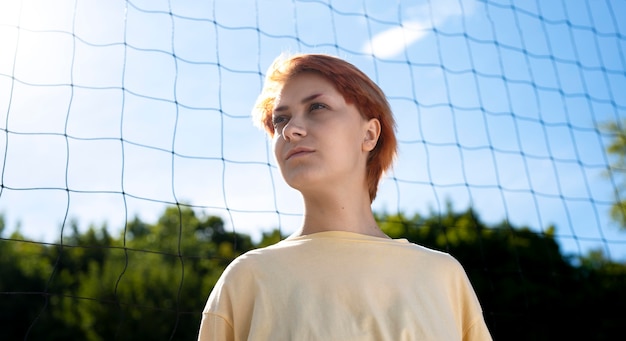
[252,53,397,202]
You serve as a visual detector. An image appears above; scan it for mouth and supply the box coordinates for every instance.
[286,147,315,160]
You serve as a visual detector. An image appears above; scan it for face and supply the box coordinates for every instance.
[271,72,380,196]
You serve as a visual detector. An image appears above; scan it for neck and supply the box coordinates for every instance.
[292,190,389,239]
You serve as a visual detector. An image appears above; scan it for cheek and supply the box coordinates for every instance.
[272,138,283,163]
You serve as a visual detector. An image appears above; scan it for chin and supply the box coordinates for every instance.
[284,172,326,193]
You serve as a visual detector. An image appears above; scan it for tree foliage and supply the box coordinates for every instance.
[1,205,625,340]
[0,206,251,341]
[603,120,626,229]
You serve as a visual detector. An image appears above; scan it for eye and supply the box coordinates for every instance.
[272,115,289,129]
[309,103,327,111]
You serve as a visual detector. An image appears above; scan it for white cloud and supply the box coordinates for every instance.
[362,0,476,59]
[363,21,430,59]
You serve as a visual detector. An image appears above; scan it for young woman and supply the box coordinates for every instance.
[198,53,492,340]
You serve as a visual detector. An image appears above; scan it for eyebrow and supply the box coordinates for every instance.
[273,93,323,113]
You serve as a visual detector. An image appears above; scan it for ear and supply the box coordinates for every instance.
[362,118,381,152]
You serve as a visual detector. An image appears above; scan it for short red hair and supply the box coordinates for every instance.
[252,53,397,202]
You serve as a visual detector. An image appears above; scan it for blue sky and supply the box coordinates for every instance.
[1,0,625,261]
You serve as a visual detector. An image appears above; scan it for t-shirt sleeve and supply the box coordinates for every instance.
[463,316,493,341]
[198,312,234,341]
[197,254,255,341]
[453,258,493,341]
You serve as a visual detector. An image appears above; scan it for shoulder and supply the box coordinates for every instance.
[204,247,273,313]
[216,242,291,281]
[392,242,475,289]
[218,247,268,278]
[401,241,464,267]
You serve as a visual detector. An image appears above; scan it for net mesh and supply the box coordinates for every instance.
[1,0,625,339]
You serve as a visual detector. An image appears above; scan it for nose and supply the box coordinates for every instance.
[282,116,306,142]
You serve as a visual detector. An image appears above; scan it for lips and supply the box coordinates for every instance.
[286,146,315,160]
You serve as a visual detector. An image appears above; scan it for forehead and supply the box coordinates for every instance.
[273,72,339,108]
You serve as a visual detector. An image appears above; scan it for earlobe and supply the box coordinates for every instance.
[363,118,381,152]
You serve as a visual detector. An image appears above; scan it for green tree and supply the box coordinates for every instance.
[65,206,252,341]
[0,226,85,340]
[603,120,626,229]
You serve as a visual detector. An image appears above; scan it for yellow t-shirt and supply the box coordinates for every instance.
[198,231,492,341]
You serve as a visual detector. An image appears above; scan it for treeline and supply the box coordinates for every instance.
[1,206,625,340]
